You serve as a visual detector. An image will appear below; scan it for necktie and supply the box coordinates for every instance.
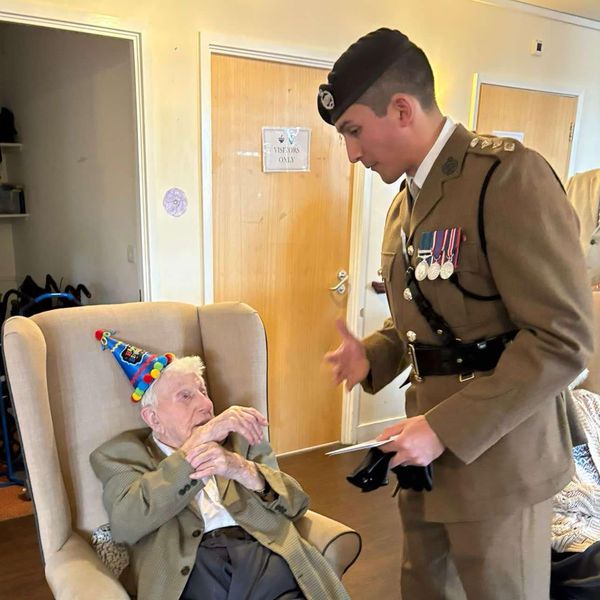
[408,178,420,203]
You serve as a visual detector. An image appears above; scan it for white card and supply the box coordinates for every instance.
[325,435,398,456]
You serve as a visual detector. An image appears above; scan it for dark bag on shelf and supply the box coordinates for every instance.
[0,107,17,143]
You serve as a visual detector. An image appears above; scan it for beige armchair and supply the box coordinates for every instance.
[2,301,361,599]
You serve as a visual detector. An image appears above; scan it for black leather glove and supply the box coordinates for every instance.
[346,447,433,494]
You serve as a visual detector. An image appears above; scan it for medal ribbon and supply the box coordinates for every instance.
[444,228,456,265]
[431,230,444,265]
[452,227,462,267]
[418,231,434,264]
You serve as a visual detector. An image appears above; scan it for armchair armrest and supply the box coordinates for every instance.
[295,509,361,578]
[45,532,130,600]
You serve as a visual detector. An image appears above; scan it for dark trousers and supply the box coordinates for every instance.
[180,527,305,600]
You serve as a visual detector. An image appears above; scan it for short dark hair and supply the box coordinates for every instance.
[357,45,437,116]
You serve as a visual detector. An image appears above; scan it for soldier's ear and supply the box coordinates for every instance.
[389,94,414,126]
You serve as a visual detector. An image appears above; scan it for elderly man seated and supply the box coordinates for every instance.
[90,330,349,600]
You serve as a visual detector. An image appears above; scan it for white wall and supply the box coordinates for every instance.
[2,0,599,307]
[0,22,140,305]
[1,0,600,433]
[0,222,17,295]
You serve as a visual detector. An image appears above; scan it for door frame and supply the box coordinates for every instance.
[468,73,584,179]
[199,32,370,445]
[0,8,152,300]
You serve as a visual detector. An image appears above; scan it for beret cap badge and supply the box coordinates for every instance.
[319,88,335,110]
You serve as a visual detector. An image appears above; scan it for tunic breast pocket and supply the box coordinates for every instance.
[429,242,480,328]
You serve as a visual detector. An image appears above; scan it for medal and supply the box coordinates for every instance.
[440,261,454,279]
[440,227,462,278]
[416,231,434,281]
[415,260,429,281]
[427,262,441,280]
[440,228,455,280]
[427,230,444,280]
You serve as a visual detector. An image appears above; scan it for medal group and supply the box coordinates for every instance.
[415,228,462,281]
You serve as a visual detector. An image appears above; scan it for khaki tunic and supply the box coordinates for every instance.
[565,168,600,284]
[90,429,350,600]
[363,124,594,523]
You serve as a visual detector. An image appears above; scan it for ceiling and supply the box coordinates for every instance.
[518,1,600,22]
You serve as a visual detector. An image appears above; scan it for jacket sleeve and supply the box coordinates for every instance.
[361,318,410,394]
[247,438,309,521]
[90,433,201,544]
[426,150,594,464]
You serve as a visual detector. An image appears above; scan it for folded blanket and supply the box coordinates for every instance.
[553,389,600,553]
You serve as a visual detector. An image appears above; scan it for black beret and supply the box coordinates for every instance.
[318,28,413,125]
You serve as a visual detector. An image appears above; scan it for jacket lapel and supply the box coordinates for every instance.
[216,432,249,500]
[409,124,473,238]
[145,432,205,522]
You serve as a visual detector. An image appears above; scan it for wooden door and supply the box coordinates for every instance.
[476,83,578,181]
[211,54,353,453]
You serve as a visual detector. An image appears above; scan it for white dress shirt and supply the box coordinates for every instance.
[154,436,238,532]
[407,116,457,201]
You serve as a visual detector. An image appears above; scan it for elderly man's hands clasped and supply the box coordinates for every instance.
[180,406,268,490]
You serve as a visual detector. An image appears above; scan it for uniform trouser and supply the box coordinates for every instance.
[180,526,305,600]
[398,490,553,600]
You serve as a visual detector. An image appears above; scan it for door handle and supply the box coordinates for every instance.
[329,270,349,295]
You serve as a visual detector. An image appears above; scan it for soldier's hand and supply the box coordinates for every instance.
[377,415,445,467]
[181,406,267,453]
[324,319,370,391]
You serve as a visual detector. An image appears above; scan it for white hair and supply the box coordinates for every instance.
[141,355,205,408]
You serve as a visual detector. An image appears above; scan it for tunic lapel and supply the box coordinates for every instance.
[409,124,474,239]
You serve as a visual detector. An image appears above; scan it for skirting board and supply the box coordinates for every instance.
[356,415,407,443]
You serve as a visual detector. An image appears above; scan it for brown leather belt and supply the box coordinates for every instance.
[408,330,518,381]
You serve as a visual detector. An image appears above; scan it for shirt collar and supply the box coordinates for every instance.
[153,434,175,457]
[410,116,456,191]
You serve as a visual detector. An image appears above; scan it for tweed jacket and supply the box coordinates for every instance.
[90,429,350,600]
[362,123,594,523]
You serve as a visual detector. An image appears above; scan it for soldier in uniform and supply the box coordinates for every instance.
[320,28,593,599]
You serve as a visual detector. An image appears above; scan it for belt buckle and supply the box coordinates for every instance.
[459,372,475,383]
[408,343,423,382]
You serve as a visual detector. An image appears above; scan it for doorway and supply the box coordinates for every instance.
[209,53,354,454]
[0,16,149,305]
[472,79,579,182]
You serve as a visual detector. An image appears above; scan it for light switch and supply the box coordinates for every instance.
[127,244,136,263]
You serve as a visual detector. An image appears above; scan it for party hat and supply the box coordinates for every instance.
[95,329,175,402]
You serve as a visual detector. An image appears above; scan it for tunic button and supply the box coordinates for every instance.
[403,288,413,301]
[407,331,417,342]
[192,530,201,538]
[407,245,414,256]
[181,566,190,576]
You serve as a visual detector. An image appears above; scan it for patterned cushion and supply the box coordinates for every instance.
[91,524,129,578]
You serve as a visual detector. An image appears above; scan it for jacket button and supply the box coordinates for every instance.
[178,489,185,496]
[192,530,201,538]
[181,566,190,576]
[191,479,198,486]
[407,330,417,342]
[407,245,414,256]
[403,288,413,301]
